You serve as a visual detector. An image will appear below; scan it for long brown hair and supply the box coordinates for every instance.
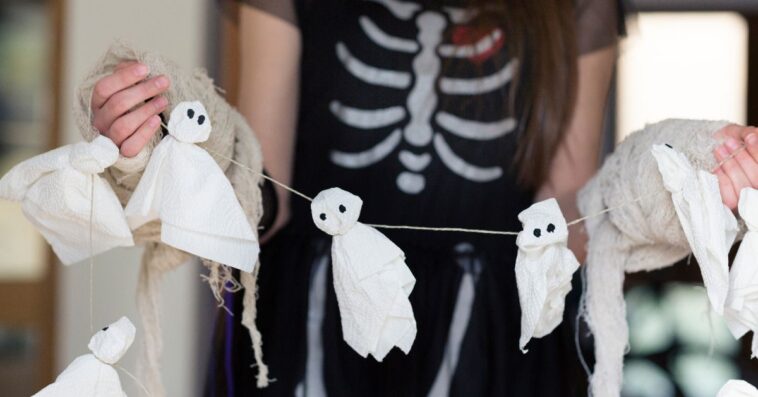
[469,0,579,189]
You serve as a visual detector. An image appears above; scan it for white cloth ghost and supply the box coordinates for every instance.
[33,317,136,397]
[651,144,739,314]
[515,198,580,352]
[0,135,133,264]
[311,187,416,361]
[125,101,259,272]
[724,187,758,355]
[718,380,758,397]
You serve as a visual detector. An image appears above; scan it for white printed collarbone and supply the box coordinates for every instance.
[724,187,758,355]
[651,143,739,314]
[515,198,580,353]
[0,135,133,264]
[311,187,417,361]
[125,101,259,272]
[33,317,136,397]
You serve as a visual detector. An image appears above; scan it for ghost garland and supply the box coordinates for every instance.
[125,101,259,272]
[0,135,134,264]
[651,143,739,313]
[33,317,137,397]
[515,198,580,353]
[8,85,758,397]
[310,187,417,360]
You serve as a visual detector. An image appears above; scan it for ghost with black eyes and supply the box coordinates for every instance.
[311,187,417,361]
[515,198,580,353]
[125,101,259,272]
[33,317,136,397]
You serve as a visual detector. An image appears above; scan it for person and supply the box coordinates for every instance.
[87,0,758,395]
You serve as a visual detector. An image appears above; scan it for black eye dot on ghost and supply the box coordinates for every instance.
[187,108,195,119]
[198,115,206,125]
[101,326,109,331]
[339,204,346,213]
[547,223,555,233]
[320,213,327,221]
[533,228,541,238]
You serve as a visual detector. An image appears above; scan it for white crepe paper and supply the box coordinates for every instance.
[651,144,738,314]
[515,198,580,352]
[33,316,136,397]
[311,187,416,361]
[125,101,259,272]
[724,187,758,356]
[0,135,133,264]
[718,380,758,397]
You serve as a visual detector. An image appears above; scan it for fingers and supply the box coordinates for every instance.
[743,132,758,166]
[95,75,170,131]
[91,63,150,109]
[714,166,738,210]
[120,114,162,158]
[715,143,750,210]
[107,96,168,146]
[724,137,758,187]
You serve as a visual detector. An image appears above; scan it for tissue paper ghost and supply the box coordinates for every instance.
[33,316,136,397]
[515,198,580,352]
[125,101,259,272]
[651,143,739,314]
[311,187,416,361]
[724,187,758,355]
[718,380,758,397]
[0,135,133,264]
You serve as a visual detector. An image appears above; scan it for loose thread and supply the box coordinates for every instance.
[89,174,152,394]
[89,174,95,334]
[116,364,152,397]
[574,264,593,394]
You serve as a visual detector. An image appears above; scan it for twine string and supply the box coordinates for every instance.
[89,174,95,333]
[206,148,659,235]
[88,174,150,395]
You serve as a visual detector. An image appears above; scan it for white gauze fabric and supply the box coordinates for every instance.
[651,143,739,314]
[311,187,417,361]
[577,119,733,397]
[515,198,580,353]
[724,187,758,356]
[0,135,133,264]
[719,380,758,397]
[125,101,259,272]
[33,316,136,397]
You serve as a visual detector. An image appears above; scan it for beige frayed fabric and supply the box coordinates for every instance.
[73,42,269,395]
[577,119,733,397]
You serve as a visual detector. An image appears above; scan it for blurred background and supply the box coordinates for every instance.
[0,0,757,396]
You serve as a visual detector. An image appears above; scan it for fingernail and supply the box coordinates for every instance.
[149,115,161,127]
[748,133,758,146]
[154,76,169,89]
[717,145,730,158]
[726,138,741,151]
[134,64,149,77]
[155,96,168,108]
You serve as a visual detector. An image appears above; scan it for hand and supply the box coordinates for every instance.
[713,124,758,210]
[91,62,170,157]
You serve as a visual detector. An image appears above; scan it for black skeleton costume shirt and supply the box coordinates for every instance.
[207,0,621,396]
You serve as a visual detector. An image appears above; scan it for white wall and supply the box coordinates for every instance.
[59,1,210,396]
